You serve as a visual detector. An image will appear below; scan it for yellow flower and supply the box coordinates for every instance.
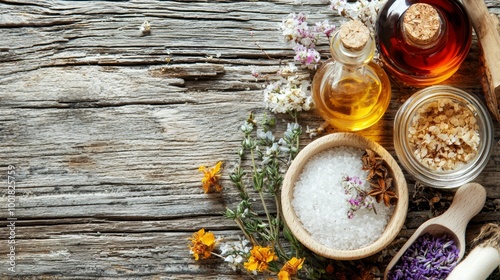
[244,245,278,273]
[198,161,223,193]
[278,257,305,280]
[188,228,216,260]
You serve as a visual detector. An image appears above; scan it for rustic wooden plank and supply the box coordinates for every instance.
[0,0,334,76]
[1,230,254,278]
[1,0,500,278]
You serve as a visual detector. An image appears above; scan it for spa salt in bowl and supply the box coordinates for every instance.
[292,146,394,250]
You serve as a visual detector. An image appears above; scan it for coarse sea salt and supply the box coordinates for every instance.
[292,146,394,250]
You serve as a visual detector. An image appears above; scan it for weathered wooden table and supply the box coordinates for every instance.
[1,0,500,279]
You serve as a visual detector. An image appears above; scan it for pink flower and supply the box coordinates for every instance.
[349,198,360,207]
[293,45,320,66]
[347,211,354,219]
[348,176,363,186]
[280,13,323,48]
[314,20,336,38]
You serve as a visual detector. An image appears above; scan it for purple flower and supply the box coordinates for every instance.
[348,176,363,186]
[280,12,336,66]
[388,233,459,280]
[348,198,360,206]
[347,210,354,219]
[341,175,375,218]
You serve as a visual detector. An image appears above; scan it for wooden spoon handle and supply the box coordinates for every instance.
[384,183,486,279]
[434,182,486,235]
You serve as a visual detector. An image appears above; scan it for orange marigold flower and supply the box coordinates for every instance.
[244,245,278,273]
[277,257,305,280]
[188,228,216,260]
[198,161,223,193]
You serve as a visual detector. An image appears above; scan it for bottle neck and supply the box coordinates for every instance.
[330,30,375,67]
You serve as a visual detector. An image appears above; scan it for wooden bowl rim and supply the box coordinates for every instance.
[281,132,408,260]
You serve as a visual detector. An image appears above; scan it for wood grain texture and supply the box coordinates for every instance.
[0,0,500,278]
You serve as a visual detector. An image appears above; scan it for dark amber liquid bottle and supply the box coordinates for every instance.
[376,0,472,86]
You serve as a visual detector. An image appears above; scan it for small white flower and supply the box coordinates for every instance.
[280,13,309,44]
[263,72,314,114]
[266,143,279,156]
[331,0,387,30]
[240,121,254,133]
[241,208,249,218]
[219,237,252,271]
[139,20,151,36]
[257,129,275,143]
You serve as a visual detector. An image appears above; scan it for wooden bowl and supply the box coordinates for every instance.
[281,132,408,260]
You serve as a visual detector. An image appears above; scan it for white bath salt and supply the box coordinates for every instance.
[292,146,394,250]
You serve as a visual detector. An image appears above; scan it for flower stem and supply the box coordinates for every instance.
[250,142,274,238]
[259,190,274,238]
[274,195,287,257]
[211,252,225,259]
[250,145,256,173]
[294,114,300,159]
[235,217,258,246]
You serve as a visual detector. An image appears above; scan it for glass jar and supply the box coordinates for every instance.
[312,20,391,131]
[376,0,472,86]
[394,86,493,188]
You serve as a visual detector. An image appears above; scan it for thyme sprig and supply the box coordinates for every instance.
[222,112,377,279]
[225,112,302,257]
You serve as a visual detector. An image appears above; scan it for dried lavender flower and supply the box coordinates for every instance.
[388,233,459,280]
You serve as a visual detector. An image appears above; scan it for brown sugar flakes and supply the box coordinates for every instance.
[408,98,480,171]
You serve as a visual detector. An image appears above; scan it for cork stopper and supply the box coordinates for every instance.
[403,3,441,45]
[339,20,370,51]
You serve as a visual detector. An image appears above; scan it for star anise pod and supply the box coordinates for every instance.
[362,149,387,180]
[368,177,398,207]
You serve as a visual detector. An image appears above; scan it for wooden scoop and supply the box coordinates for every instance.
[384,182,486,279]
[461,0,500,121]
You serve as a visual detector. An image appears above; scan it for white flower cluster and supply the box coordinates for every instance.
[280,12,315,47]
[330,0,387,30]
[279,13,335,69]
[263,66,313,114]
[219,238,251,271]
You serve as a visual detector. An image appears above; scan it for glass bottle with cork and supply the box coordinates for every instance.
[312,20,391,131]
[376,0,472,86]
